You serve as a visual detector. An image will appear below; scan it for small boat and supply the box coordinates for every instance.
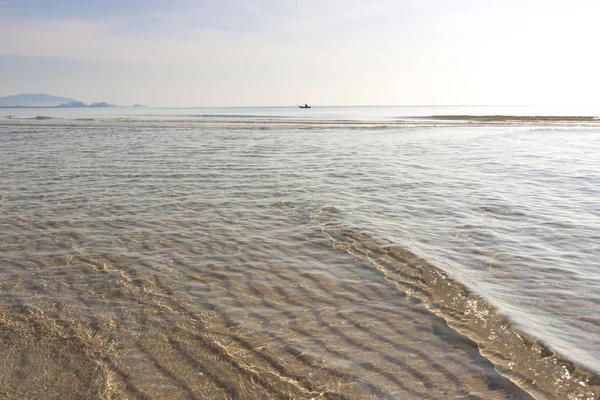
[298,104,311,109]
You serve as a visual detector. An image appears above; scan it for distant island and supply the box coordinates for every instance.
[0,93,145,108]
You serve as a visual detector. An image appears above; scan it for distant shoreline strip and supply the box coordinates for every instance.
[3,114,600,127]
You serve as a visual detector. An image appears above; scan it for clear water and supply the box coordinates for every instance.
[1,106,599,399]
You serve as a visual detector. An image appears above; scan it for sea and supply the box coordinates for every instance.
[1,105,599,399]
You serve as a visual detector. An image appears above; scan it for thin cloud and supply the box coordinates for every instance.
[1,1,599,106]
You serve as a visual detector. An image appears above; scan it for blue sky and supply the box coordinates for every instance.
[1,0,599,106]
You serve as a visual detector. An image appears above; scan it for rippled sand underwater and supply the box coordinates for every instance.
[0,223,534,399]
[1,119,599,399]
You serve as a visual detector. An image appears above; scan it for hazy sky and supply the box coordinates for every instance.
[1,0,599,106]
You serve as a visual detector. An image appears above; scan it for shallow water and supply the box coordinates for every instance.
[1,107,599,399]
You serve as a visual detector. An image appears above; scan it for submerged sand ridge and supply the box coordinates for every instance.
[321,227,600,399]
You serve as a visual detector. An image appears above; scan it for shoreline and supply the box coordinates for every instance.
[322,227,600,398]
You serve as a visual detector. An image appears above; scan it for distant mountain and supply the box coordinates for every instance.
[57,101,88,108]
[90,102,116,108]
[0,93,141,108]
[0,93,76,107]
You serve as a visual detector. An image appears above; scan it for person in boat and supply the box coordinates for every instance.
[304,104,308,107]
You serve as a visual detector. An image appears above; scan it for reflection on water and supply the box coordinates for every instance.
[1,118,599,399]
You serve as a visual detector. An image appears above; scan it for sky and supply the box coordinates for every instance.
[1,0,599,107]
